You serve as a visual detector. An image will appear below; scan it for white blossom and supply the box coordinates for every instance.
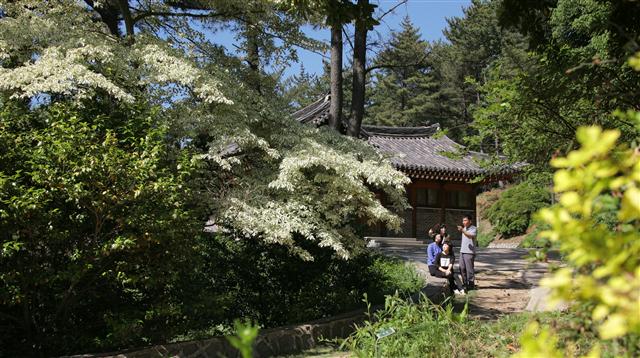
[136,44,233,105]
[0,46,134,102]
[0,2,232,105]
[1,0,411,261]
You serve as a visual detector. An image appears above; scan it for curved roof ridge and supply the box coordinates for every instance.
[286,95,521,180]
[361,123,441,138]
[437,134,465,148]
[290,94,330,125]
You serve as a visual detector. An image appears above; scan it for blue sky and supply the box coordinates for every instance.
[210,0,471,79]
[286,0,472,77]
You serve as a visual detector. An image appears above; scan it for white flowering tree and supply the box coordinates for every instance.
[1,0,408,257]
[0,1,409,354]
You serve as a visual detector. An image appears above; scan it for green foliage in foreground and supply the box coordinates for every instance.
[518,224,551,249]
[340,294,638,357]
[522,120,640,354]
[227,320,260,358]
[485,182,551,237]
[0,101,210,355]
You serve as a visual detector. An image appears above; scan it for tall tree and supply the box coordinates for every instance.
[329,16,344,130]
[366,17,438,127]
[347,0,377,137]
[427,0,526,142]
[326,1,356,131]
[83,0,325,96]
[282,0,356,131]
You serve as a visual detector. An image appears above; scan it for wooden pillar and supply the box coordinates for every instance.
[439,181,446,225]
[472,184,478,230]
[410,183,417,238]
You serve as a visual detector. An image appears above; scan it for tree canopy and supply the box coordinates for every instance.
[366,17,438,127]
[0,1,410,354]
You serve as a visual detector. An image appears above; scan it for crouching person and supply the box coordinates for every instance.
[432,242,464,295]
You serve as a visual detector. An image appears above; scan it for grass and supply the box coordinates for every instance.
[335,294,638,357]
[365,255,424,303]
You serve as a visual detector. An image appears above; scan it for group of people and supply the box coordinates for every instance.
[425,215,477,295]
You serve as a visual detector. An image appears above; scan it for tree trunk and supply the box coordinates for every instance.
[85,0,122,37]
[116,0,135,38]
[348,0,368,137]
[245,23,262,94]
[329,21,343,131]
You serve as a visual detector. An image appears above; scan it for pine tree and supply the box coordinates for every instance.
[428,0,527,142]
[282,64,329,109]
[366,17,439,127]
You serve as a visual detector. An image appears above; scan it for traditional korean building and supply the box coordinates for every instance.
[291,95,519,241]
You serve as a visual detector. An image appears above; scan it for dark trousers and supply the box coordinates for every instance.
[459,253,475,288]
[428,265,455,291]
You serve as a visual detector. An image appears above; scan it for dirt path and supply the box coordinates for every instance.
[451,248,559,319]
[380,245,559,320]
[288,246,559,357]
[456,269,532,319]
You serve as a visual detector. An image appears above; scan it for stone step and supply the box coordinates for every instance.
[366,237,427,248]
[367,237,464,251]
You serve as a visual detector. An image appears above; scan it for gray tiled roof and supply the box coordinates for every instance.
[289,95,520,180]
[290,94,330,126]
[364,125,483,176]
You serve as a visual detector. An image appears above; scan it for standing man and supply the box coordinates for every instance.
[457,215,477,291]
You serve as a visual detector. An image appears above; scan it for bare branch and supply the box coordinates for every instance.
[342,27,354,52]
[375,0,408,22]
[132,9,242,24]
[365,53,429,74]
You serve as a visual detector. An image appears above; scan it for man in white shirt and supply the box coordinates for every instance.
[457,215,478,291]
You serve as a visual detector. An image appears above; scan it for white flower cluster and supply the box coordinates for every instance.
[0,40,9,60]
[202,129,280,170]
[136,44,233,105]
[270,139,409,193]
[223,198,350,260]
[0,46,134,102]
[217,133,410,260]
[0,1,233,106]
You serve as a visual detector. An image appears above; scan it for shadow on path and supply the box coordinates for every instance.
[378,244,560,320]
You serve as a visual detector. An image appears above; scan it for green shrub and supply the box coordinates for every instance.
[0,101,212,356]
[519,224,553,249]
[0,99,421,357]
[167,240,424,345]
[477,232,495,247]
[485,182,551,236]
[365,256,424,302]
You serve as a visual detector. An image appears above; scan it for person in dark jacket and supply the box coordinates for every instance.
[433,242,463,294]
